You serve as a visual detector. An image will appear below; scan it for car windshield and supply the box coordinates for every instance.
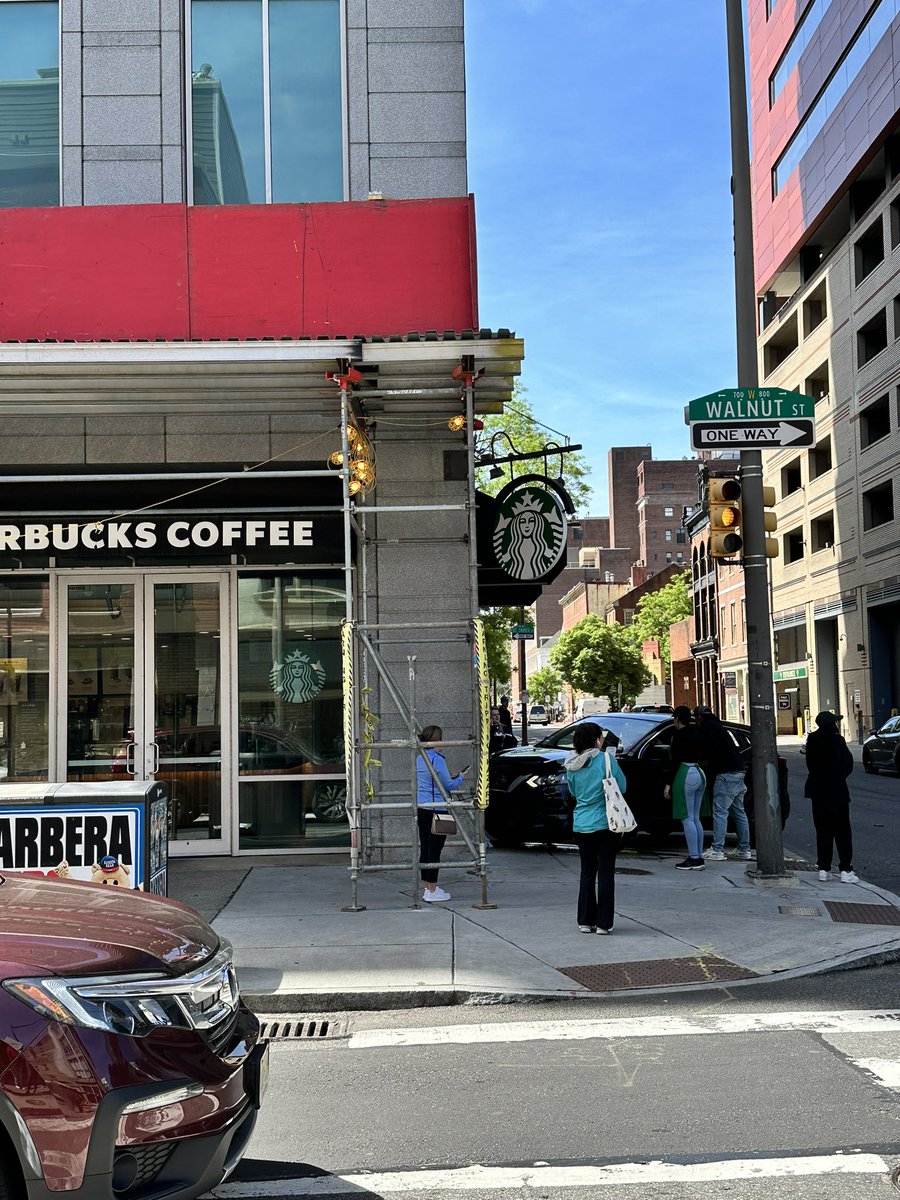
[534,715,667,753]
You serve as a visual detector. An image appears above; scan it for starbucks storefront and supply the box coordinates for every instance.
[0,494,348,857]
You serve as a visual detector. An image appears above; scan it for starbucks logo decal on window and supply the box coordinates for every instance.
[492,478,568,581]
[270,650,326,704]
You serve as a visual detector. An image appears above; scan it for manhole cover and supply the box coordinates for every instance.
[779,905,822,917]
[258,1017,349,1040]
[615,867,653,875]
[825,901,900,926]
[558,955,759,992]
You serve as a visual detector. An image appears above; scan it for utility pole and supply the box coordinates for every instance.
[518,605,529,746]
[725,0,785,875]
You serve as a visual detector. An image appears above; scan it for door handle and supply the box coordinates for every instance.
[150,741,160,774]
[125,741,136,775]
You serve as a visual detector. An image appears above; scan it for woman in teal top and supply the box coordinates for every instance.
[565,721,628,934]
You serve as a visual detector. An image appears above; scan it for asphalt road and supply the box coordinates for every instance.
[780,745,900,893]
[215,967,900,1199]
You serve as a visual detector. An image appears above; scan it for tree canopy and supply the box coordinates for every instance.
[480,606,525,694]
[550,615,651,705]
[631,571,692,679]
[527,665,563,707]
[477,389,592,512]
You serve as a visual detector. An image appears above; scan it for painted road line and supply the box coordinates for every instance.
[209,1153,889,1196]
[850,1057,900,1090]
[348,1008,900,1049]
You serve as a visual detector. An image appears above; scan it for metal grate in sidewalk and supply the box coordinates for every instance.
[824,901,900,926]
[779,905,822,917]
[558,955,759,992]
[258,1017,350,1041]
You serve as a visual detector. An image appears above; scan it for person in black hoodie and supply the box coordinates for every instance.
[694,705,751,862]
[805,711,858,883]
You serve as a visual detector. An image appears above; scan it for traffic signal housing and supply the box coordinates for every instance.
[762,485,779,558]
[709,476,743,558]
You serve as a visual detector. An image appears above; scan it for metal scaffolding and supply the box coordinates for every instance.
[333,364,493,912]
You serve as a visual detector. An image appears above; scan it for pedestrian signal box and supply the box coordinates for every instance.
[709,476,743,558]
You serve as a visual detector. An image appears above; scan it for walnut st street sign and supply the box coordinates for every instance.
[686,388,816,451]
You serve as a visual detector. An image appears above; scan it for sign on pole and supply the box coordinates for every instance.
[687,389,816,451]
[511,624,534,641]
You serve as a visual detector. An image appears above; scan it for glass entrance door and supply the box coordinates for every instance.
[59,574,230,854]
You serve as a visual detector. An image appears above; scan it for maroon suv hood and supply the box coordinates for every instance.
[0,873,218,980]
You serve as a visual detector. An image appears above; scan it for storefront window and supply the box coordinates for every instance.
[237,573,346,849]
[0,2,60,208]
[0,577,50,780]
[190,0,343,206]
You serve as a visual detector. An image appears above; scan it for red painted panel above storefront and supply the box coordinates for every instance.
[0,197,478,342]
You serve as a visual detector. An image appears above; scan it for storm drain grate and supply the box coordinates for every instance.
[824,901,900,926]
[259,1017,349,1041]
[779,905,822,917]
[558,955,759,992]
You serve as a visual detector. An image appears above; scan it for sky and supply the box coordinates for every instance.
[465,0,741,515]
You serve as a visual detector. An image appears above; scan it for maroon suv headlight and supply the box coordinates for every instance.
[3,941,239,1039]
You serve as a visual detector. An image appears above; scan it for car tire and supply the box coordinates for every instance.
[863,753,878,775]
[0,1136,23,1200]
[894,753,900,777]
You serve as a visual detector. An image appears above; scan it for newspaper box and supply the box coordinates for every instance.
[0,780,168,894]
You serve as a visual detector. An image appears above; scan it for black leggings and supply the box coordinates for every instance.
[573,829,622,930]
[811,797,853,872]
[417,809,447,884]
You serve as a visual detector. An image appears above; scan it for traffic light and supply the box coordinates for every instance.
[762,485,779,558]
[709,476,743,558]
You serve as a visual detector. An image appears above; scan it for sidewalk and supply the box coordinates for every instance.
[170,845,900,1012]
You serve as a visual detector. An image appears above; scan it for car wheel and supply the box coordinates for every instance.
[863,752,878,775]
[0,1135,23,1200]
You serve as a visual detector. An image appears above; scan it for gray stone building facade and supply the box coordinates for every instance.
[0,0,522,877]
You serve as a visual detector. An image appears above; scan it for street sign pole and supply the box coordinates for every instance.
[725,0,785,876]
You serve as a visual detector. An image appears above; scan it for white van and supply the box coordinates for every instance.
[574,697,609,720]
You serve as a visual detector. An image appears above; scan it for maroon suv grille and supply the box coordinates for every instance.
[113,1141,173,1194]
[205,1006,240,1056]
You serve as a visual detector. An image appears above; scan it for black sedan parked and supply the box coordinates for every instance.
[486,712,790,847]
[862,715,900,774]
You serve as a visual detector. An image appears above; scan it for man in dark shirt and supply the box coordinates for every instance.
[489,707,517,756]
[498,696,514,733]
[694,705,751,861]
[805,711,857,882]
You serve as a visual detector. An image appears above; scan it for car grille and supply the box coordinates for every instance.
[204,1003,241,1056]
[113,1141,173,1195]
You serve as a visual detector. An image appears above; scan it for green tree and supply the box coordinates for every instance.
[631,571,692,680]
[527,665,563,707]
[480,606,521,695]
[477,388,592,512]
[550,615,651,705]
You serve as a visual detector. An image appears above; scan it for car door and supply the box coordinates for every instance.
[629,724,675,830]
[873,717,898,767]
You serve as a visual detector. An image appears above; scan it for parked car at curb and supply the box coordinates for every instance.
[0,872,266,1199]
[486,712,790,848]
[862,716,900,774]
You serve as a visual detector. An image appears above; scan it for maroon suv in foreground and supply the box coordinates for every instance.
[0,873,266,1199]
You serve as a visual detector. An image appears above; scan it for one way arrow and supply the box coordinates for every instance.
[690,418,815,450]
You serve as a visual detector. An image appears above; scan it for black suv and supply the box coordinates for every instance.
[486,712,790,847]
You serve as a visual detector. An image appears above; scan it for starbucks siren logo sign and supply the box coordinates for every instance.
[492,478,568,581]
[270,650,326,704]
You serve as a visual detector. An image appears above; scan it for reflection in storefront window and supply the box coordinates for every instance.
[237,574,346,849]
[0,2,59,208]
[0,578,50,780]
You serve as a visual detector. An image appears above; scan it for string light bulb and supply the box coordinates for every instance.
[329,451,344,467]
[447,414,466,432]
[348,478,362,496]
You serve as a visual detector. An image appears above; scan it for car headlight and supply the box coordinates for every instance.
[4,943,238,1038]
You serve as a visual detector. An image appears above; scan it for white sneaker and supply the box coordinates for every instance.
[578,924,595,933]
[840,870,860,883]
[818,870,831,882]
[704,849,727,861]
[727,849,752,861]
[422,887,451,902]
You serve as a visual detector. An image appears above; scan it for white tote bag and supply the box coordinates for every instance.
[602,751,637,834]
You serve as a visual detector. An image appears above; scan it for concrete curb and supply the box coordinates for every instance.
[244,938,900,1015]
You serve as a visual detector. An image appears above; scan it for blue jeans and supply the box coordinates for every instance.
[680,765,705,859]
[710,771,749,854]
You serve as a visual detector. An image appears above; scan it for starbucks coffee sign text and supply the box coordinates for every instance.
[0,518,315,554]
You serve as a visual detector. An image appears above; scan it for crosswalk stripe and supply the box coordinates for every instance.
[850,1057,900,1089]
[209,1153,889,1196]
[348,1008,900,1049]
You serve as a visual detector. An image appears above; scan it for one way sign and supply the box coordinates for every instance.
[690,419,815,451]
